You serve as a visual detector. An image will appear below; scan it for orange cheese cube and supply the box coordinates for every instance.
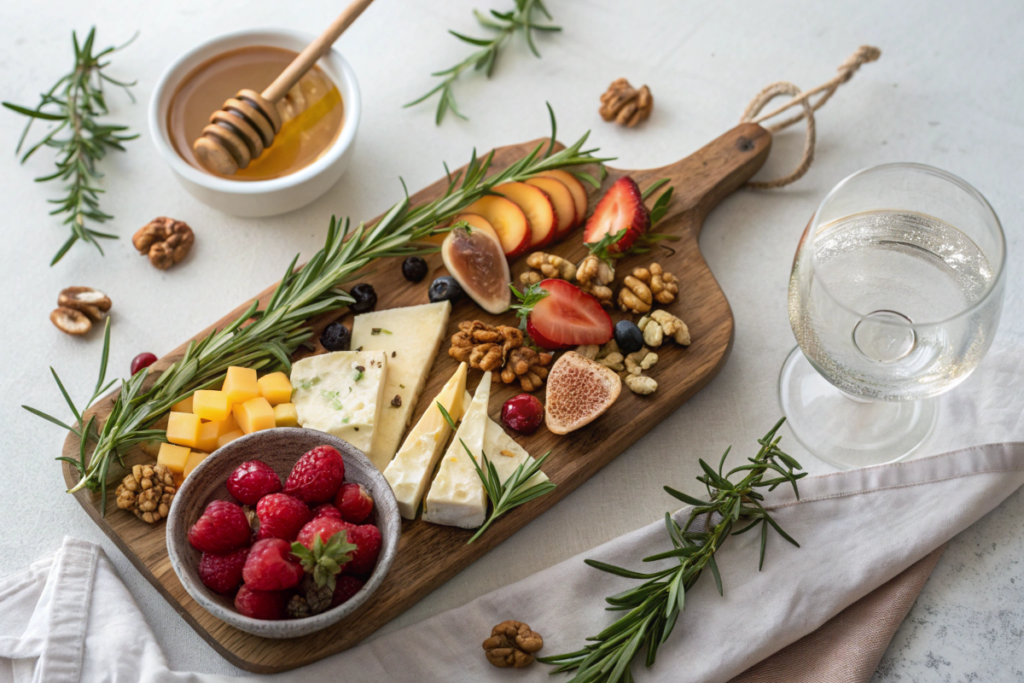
[213,414,240,437]
[273,402,299,427]
[157,443,191,475]
[195,421,221,453]
[166,412,202,448]
[193,390,231,422]
[233,397,275,435]
[217,429,245,449]
[258,372,293,405]
[223,366,259,407]
[171,395,194,414]
[183,450,209,479]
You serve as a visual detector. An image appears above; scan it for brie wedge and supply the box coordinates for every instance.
[422,372,491,528]
[483,417,549,490]
[384,362,468,519]
[351,301,451,470]
[289,351,388,456]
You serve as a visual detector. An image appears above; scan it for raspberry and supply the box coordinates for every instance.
[312,503,343,521]
[226,460,282,505]
[344,524,382,576]
[234,585,288,620]
[296,516,356,552]
[242,538,304,591]
[331,575,366,608]
[188,500,252,554]
[284,445,345,503]
[256,493,311,542]
[335,483,374,524]
[198,547,249,595]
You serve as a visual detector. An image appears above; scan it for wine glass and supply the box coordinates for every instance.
[780,163,1006,468]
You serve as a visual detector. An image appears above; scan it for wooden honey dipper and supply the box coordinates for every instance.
[193,0,374,176]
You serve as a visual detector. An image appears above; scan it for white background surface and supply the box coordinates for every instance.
[1,0,1021,680]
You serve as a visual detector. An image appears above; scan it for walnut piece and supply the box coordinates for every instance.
[449,320,523,371]
[520,252,576,286]
[625,373,658,395]
[133,217,194,270]
[625,348,658,376]
[50,307,92,335]
[58,286,111,321]
[618,263,679,314]
[115,463,176,523]
[576,254,615,307]
[500,346,553,392]
[650,309,691,345]
[599,78,653,128]
[483,620,543,669]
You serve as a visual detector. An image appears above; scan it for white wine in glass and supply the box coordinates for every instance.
[780,164,1005,468]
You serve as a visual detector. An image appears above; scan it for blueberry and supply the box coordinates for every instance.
[428,276,463,304]
[349,283,377,313]
[614,319,644,354]
[402,256,428,283]
[320,322,351,351]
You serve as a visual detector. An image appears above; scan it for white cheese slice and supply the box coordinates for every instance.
[289,351,388,456]
[351,301,451,470]
[422,372,491,529]
[482,418,549,490]
[384,362,468,519]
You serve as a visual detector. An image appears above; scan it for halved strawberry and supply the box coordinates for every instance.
[583,177,650,254]
[513,279,613,350]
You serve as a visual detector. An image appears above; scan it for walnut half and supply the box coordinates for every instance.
[483,620,543,668]
[133,217,194,270]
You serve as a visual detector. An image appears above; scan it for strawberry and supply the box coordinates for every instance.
[291,529,357,595]
[198,547,249,595]
[583,177,650,254]
[226,460,282,505]
[296,516,356,551]
[255,493,311,542]
[284,445,346,504]
[344,524,382,576]
[188,500,252,554]
[242,538,304,591]
[512,280,613,350]
[331,575,366,607]
[335,483,374,524]
[312,503,343,521]
[235,585,288,620]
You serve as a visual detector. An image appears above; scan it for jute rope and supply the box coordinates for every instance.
[741,45,881,189]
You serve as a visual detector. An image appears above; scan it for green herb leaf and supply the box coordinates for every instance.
[509,282,549,332]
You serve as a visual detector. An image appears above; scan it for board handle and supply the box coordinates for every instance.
[642,122,771,230]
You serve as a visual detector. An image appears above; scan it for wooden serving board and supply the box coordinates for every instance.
[62,122,770,672]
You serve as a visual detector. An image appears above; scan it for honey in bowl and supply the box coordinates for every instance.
[168,46,344,181]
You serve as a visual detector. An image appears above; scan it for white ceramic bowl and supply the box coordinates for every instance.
[149,29,361,217]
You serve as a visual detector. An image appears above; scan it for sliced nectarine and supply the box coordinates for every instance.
[494,182,556,250]
[526,176,575,240]
[464,195,531,258]
[536,170,588,227]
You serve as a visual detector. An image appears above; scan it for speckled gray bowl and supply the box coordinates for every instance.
[166,428,400,638]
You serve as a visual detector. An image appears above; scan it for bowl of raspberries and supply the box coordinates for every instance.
[166,428,400,637]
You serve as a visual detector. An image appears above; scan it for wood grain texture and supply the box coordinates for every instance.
[61,122,770,672]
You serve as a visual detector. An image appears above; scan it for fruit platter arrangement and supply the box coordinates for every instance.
[50,118,771,671]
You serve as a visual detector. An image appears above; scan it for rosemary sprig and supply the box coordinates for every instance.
[586,178,679,262]
[405,0,560,124]
[438,403,557,544]
[538,419,807,682]
[26,110,608,513]
[2,27,137,265]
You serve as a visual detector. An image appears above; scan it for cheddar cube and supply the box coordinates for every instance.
[233,397,275,435]
[223,366,259,407]
[195,421,220,453]
[183,450,209,479]
[193,390,231,422]
[258,372,293,406]
[213,414,240,437]
[217,429,245,449]
[166,412,202,448]
[273,402,299,427]
[171,395,194,414]
[157,443,191,475]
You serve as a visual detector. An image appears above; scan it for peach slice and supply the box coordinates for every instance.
[464,196,531,258]
[494,182,556,250]
[536,170,588,227]
[526,176,575,240]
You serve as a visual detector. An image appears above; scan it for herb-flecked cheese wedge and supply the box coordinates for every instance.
[289,351,388,456]
[482,417,549,490]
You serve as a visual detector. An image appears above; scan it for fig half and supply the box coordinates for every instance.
[441,214,512,314]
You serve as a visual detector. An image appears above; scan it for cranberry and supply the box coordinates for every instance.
[501,394,545,435]
[131,352,158,375]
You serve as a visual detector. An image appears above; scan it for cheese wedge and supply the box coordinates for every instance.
[483,418,549,490]
[422,372,491,528]
[384,362,468,519]
[290,350,388,456]
[350,301,451,470]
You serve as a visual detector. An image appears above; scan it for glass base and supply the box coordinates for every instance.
[778,347,937,469]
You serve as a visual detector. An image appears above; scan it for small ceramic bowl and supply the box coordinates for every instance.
[149,29,361,217]
[166,428,400,638]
